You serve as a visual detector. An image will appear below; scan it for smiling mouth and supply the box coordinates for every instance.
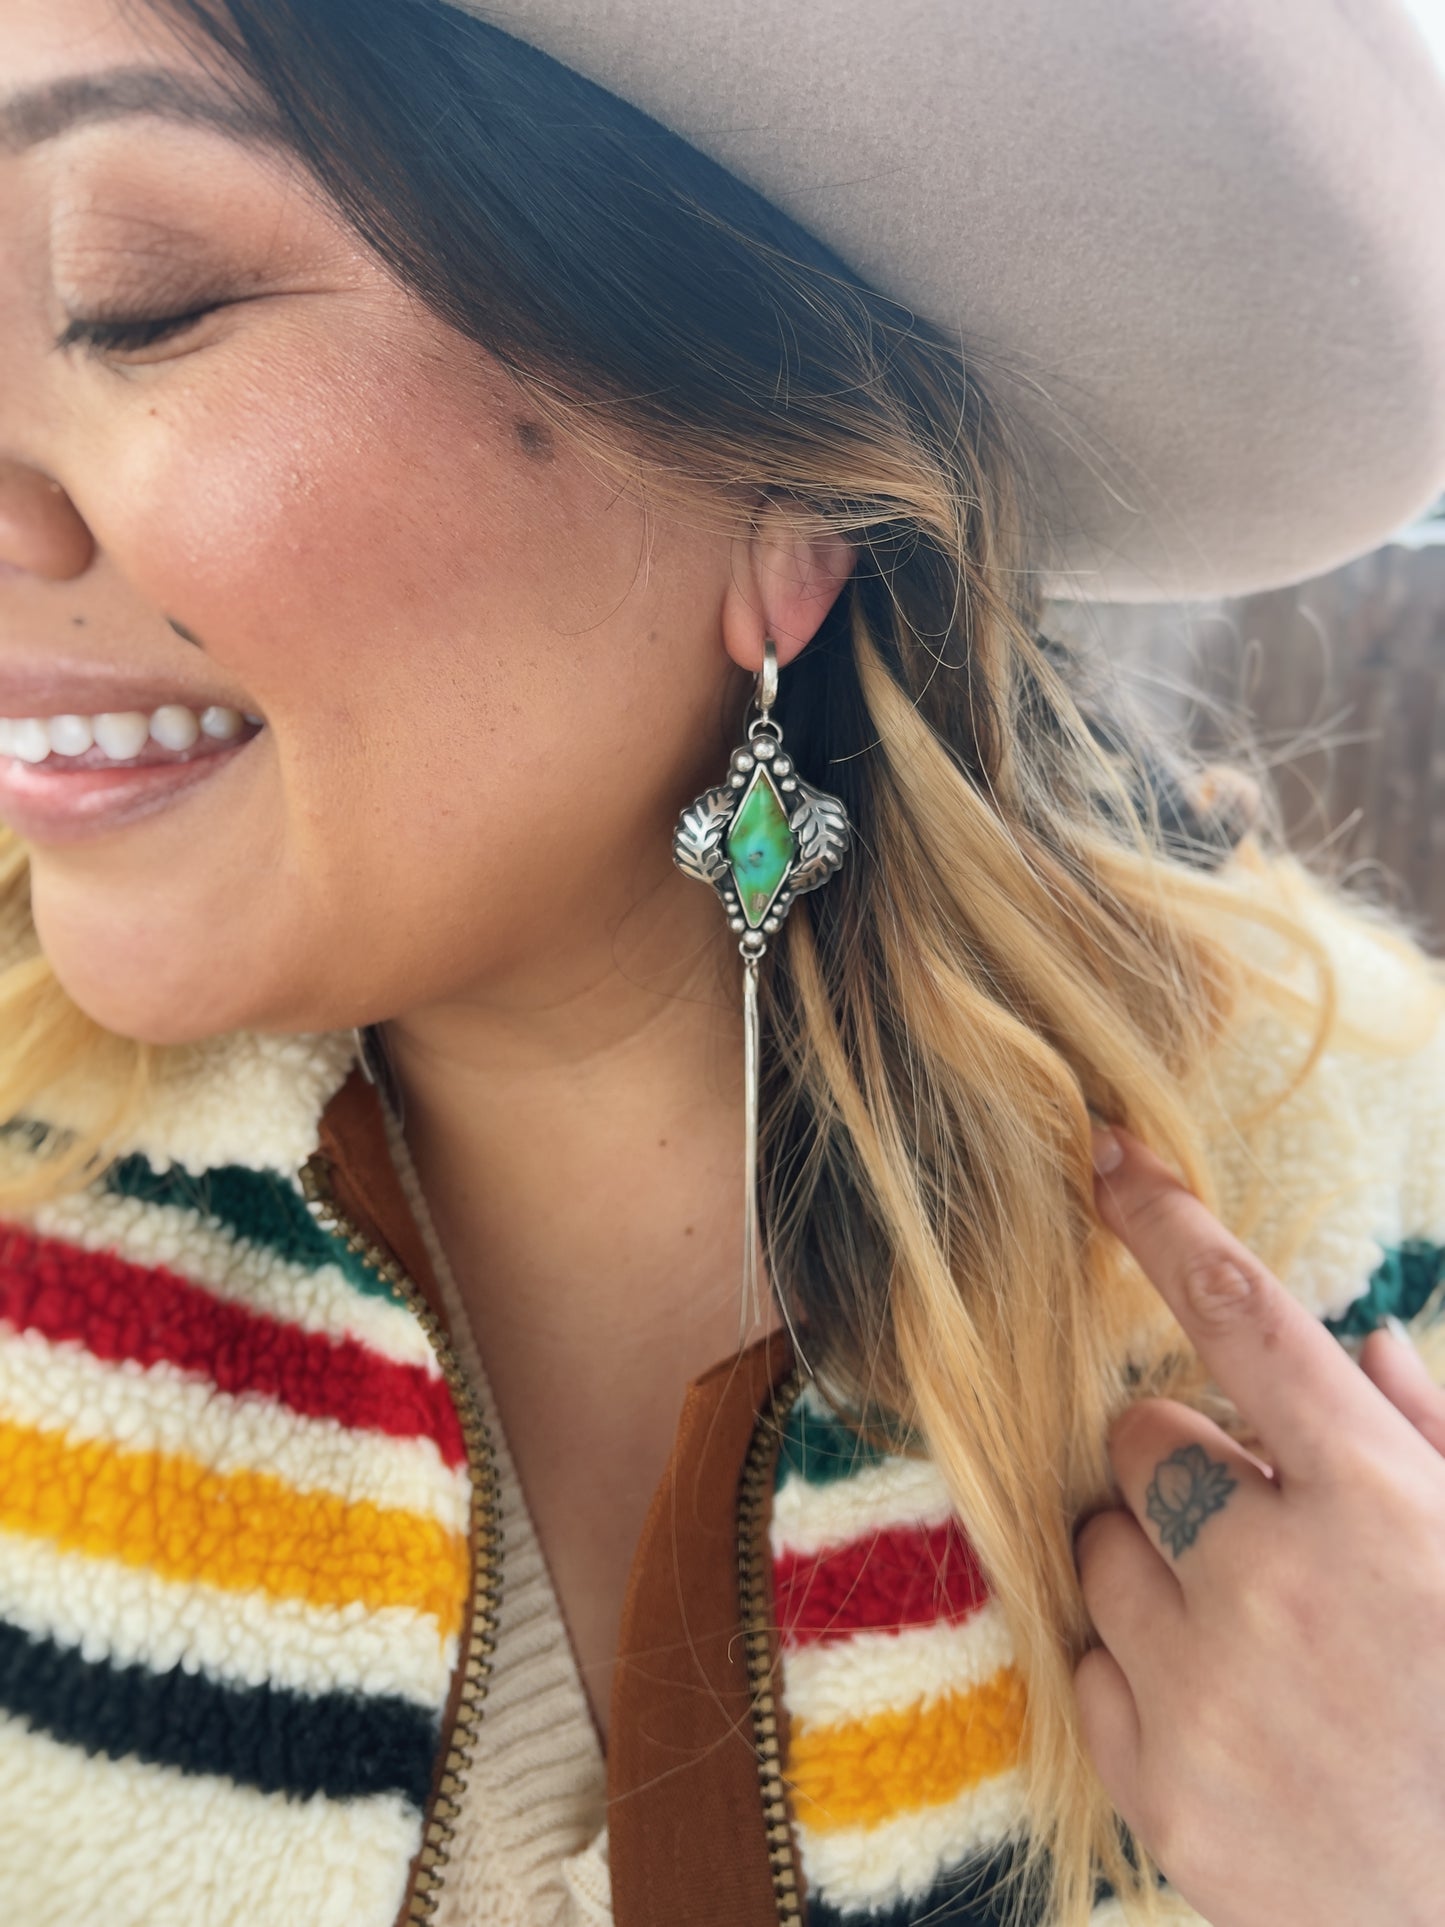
[0,703,261,769]
[0,700,267,847]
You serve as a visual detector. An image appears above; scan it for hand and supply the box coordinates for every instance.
[1074,1126,1445,1927]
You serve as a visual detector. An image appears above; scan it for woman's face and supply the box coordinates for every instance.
[0,0,761,1043]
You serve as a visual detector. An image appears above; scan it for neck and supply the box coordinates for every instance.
[382,931,761,1370]
[379,894,773,1734]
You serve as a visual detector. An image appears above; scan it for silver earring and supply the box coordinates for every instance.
[672,637,851,1347]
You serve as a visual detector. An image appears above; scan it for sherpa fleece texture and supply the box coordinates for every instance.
[0,1029,475,1927]
[0,868,1439,1927]
[770,875,1445,1927]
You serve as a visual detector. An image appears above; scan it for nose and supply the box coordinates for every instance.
[0,459,95,580]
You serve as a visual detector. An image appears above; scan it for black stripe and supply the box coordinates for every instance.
[803,1846,1126,1926]
[0,1617,437,1806]
[805,1843,1041,1927]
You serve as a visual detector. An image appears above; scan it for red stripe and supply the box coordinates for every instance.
[0,1224,466,1468]
[774,1519,990,1648]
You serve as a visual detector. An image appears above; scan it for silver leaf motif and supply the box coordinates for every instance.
[788,780,850,895]
[672,785,735,887]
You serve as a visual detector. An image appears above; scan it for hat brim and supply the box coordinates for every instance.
[447,0,1445,600]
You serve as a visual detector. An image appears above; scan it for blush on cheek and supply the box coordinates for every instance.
[34,296,732,1042]
[103,315,643,727]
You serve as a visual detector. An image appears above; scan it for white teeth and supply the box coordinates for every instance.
[47,714,94,757]
[10,719,51,765]
[92,712,151,759]
[149,704,200,752]
[0,701,257,764]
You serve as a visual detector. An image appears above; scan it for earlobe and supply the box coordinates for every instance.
[722,520,856,675]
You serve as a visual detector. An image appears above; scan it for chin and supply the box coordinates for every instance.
[44,956,255,1048]
[25,887,278,1049]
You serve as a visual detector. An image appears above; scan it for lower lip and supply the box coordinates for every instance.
[0,738,256,845]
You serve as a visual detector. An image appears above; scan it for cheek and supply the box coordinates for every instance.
[101,326,590,688]
[97,324,664,813]
[40,316,731,1035]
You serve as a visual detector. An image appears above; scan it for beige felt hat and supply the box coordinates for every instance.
[442,0,1445,601]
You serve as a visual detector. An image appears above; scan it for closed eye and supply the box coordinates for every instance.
[53,306,217,356]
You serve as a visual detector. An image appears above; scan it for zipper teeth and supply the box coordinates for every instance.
[737,1367,806,1927]
[299,1156,502,1927]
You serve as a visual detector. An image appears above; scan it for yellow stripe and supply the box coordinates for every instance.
[0,1418,468,1636]
[788,1665,1026,1831]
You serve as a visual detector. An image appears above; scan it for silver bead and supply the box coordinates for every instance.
[753,738,776,759]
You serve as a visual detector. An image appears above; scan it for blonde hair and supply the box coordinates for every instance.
[5,389,1439,1927]
[15,5,1445,1914]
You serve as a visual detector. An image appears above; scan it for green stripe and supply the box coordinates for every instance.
[779,1240,1445,1496]
[775,1391,915,1490]
[103,1155,408,1306]
[1325,1238,1445,1340]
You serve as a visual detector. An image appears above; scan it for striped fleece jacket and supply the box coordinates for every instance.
[0,871,1442,1927]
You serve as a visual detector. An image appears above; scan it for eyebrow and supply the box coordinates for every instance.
[0,67,286,157]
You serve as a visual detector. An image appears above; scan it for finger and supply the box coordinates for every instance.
[1106,1397,1275,1573]
[1075,1506,1183,1678]
[1092,1127,1403,1479]
[1074,1644,1142,1828]
[1359,1323,1445,1456]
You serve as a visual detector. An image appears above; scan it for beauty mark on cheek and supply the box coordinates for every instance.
[512,417,555,461]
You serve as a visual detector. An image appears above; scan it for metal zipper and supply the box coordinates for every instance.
[736,1366,806,1927]
[299,1154,503,1926]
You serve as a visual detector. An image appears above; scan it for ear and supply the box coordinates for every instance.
[722,506,856,674]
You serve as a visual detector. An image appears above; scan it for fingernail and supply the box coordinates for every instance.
[1383,1314,1417,1352]
[1090,1125,1124,1175]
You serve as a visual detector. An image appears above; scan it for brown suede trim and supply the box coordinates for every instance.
[314,1065,450,1327]
[607,1328,797,1927]
[317,1066,793,1924]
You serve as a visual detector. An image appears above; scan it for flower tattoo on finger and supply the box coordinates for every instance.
[1145,1443,1238,1556]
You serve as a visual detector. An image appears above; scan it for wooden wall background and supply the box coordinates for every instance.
[1047,528,1445,952]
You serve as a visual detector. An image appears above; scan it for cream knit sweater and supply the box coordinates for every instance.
[388,1115,615,1927]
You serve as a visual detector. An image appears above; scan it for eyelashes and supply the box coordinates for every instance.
[53,306,216,357]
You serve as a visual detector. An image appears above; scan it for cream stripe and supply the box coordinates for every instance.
[1191,883,1445,1319]
[796,1765,1028,1915]
[18,1026,357,1183]
[17,1177,437,1370]
[0,1525,455,1708]
[0,1711,418,1927]
[780,1600,1015,1731]
[770,1451,956,1560]
[0,1326,469,1530]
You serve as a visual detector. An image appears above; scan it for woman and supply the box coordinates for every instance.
[0,0,1443,1922]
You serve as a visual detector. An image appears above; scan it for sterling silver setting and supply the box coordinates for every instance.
[672,645,850,962]
[672,639,851,1348]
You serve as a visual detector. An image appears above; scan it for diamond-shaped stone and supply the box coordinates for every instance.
[726,767,796,927]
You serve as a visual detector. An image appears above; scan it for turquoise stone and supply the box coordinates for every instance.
[726,768,796,927]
